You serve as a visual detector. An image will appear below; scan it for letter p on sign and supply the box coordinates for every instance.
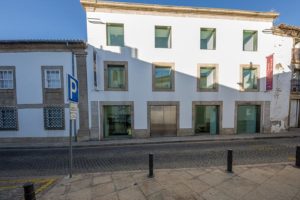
[68,74,79,103]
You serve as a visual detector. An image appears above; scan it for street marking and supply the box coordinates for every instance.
[0,178,57,194]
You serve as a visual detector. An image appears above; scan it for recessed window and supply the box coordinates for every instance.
[103,105,132,137]
[155,26,171,48]
[243,30,258,51]
[45,69,61,89]
[44,106,65,130]
[153,64,174,91]
[0,107,18,130]
[195,105,219,135]
[200,28,216,50]
[0,70,14,89]
[198,65,218,91]
[242,67,258,91]
[104,62,128,91]
[107,23,124,46]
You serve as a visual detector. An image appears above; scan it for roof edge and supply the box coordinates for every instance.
[81,0,279,20]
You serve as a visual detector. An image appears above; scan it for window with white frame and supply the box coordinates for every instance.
[45,69,61,89]
[0,70,14,89]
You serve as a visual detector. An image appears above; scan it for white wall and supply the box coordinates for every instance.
[0,52,74,137]
[86,11,293,133]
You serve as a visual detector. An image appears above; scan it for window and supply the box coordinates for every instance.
[198,65,218,91]
[0,70,14,89]
[237,105,260,134]
[155,26,172,48]
[44,106,65,130]
[153,64,174,91]
[243,30,258,51]
[45,69,61,89]
[107,23,124,46]
[195,105,219,135]
[200,28,216,50]
[104,62,128,91]
[242,67,258,91]
[103,105,132,137]
[0,107,18,130]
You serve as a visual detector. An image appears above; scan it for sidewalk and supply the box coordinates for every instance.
[40,163,300,200]
[0,131,299,149]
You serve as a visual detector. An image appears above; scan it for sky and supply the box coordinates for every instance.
[105,0,300,26]
[0,0,87,41]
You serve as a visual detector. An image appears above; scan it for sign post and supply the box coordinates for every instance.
[68,74,79,178]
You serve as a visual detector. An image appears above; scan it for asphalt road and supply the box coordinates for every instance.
[0,138,299,177]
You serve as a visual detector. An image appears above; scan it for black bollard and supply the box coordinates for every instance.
[148,153,154,178]
[23,182,36,200]
[296,146,300,168]
[227,149,233,173]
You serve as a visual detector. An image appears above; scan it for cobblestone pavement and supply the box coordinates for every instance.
[0,138,299,177]
[41,163,300,200]
[0,177,57,200]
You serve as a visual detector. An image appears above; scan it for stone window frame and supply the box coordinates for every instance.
[106,23,125,47]
[41,66,64,92]
[234,101,265,134]
[192,101,223,135]
[0,66,16,90]
[104,61,128,91]
[239,64,260,92]
[43,105,65,130]
[197,64,219,92]
[200,27,217,50]
[243,30,258,52]
[152,62,175,92]
[154,25,172,49]
[99,101,134,139]
[147,101,180,136]
[0,106,18,131]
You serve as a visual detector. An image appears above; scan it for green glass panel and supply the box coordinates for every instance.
[155,26,171,48]
[243,68,257,90]
[237,105,260,134]
[103,105,131,137]
[201,28,216,50]
[200,68,215,89]
[243,30,257,51]
[155,66,172,89]
[107,24,124,46]
[195,105,219,134]
[107,65,125,89]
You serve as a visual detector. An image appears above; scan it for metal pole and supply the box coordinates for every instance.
[23,182,36,200]
[227,149,233,173]
[148,154,154,178]
[74,119,77,142]
[296,146,300,168]
[69,119,73,178]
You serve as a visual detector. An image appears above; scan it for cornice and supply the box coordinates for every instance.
[81,0,278,21]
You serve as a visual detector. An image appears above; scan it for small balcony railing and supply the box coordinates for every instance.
[292,48,300,63]
[291,79,300,93]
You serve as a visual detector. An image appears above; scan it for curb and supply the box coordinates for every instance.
[0,134,299,150]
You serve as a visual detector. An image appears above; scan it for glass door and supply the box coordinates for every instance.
[237,105,260,134]
[195,105,219,135]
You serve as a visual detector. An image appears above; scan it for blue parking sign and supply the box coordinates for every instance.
[68,74,79,103]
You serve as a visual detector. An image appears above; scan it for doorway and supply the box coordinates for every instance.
[194,105,219,135]
[237,105,261,134]
[150,105,177,137]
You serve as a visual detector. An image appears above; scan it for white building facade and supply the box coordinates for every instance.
[83,1,294,140]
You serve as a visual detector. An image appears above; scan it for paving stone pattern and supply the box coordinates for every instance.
[0,138,299,177]
[41,163,300,200]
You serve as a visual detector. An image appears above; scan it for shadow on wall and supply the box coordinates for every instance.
[88,44,292,138]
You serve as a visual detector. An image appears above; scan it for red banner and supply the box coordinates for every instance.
[266,54,274,91]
